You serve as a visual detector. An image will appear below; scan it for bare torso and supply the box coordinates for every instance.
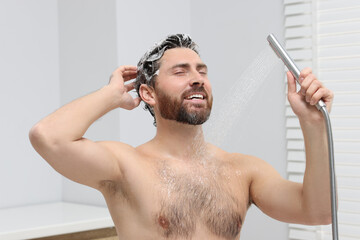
[99,143,253,240]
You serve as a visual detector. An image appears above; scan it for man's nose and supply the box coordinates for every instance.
[189,71,204,86]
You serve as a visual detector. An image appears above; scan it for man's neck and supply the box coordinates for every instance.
[152,118,207,161]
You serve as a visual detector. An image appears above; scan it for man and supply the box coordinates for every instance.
[29,34,334,239]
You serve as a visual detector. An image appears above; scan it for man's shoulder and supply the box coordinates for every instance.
[209,144,265,169]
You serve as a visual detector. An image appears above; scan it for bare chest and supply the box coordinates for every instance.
[152,160,250,239]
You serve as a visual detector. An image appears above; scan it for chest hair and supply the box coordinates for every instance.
[155,161,245,239]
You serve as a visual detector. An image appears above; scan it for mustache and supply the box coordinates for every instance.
[182,86,208,99]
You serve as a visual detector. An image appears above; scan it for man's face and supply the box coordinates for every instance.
[154,48,213,125]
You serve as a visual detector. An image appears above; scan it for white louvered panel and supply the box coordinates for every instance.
[283,0,360,239]
[289,228,318,240]
[334,152,360,164]
[286,107,297,117]
[295,60,314,70]
[338,188,360,202]
[337,176,360,189]
[318,57,360,70]
[329,117,360,128]
[319,7,360,23]
[291,223,360,240]
[318,0,360,10]
[318,32,360,46]
[286,128,303,139]
[289,224,318,231]
[288,48,313,60]
[331,92,360,104]
[285,4,312,16]
[334,141,360,153]
[318,20,360,36]
[330,105,360,116]
[336,164,360,178]
[323,81,360,92]
[286,117,301,128]
[321,224,360,240]
[319,69,360,81]
[288,150,306,161]
[289,173,304,183]
[284,0,310,5]
[287,162,305,173]
[286,26,313,38]
[286,37,313,49]
[287,140,305,150]
[318,45,360,58]
[339,199,360,213]
[286,14,313,27]
[332,129,360,140]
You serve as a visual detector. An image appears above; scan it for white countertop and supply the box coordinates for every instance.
[0,202,114,240]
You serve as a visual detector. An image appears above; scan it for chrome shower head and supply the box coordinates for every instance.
[267,33,326,110]
[267,33,301,81]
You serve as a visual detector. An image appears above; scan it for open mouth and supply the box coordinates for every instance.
[184,93,206,101]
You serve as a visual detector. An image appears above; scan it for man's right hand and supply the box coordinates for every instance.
[109,65,141,110]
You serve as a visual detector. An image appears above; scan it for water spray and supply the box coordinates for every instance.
[267,34,338,240]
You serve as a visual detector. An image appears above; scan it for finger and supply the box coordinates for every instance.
[122,69,137,74]
[125,82,136,92]
[113,65,137,77]
[133,97,141,108]
[305,80,322,103]
[300,73,317,96]
[287,71,297,94]
[310,88,326,106]
[124,97,141,110]
[118,65,137,72]
[123,73,137,81]
[299,67,312,84]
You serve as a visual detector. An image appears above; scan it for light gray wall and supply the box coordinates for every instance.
[58,0,119,206]
[0,0,62,208]
[190,1,287,239]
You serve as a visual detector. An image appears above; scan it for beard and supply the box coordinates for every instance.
[156,86,213,125]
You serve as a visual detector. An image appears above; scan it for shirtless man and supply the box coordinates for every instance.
[29,34,334,239]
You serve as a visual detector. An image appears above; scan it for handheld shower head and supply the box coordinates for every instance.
[267,33,326,110]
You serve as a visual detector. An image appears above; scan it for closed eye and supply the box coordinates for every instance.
[175,71,185,74]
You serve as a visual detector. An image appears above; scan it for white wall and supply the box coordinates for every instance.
[58,0,119,206]
[0,0,62,208]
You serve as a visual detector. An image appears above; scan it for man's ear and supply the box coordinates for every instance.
[139,84,156,106]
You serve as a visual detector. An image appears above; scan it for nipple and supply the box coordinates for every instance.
[158,215,170,229]
[237,216,242,229]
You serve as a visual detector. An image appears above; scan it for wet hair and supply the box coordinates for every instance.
[135,34,199,126]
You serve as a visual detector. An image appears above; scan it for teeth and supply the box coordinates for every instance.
[187,94,204,99]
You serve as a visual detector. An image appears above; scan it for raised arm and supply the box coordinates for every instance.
[250,68,334,225]
[29,65,141,190]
